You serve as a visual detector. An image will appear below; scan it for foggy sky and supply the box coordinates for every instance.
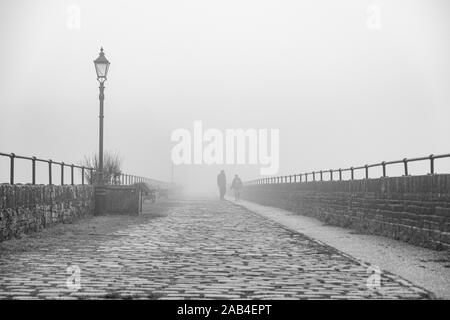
[0,0,449,194]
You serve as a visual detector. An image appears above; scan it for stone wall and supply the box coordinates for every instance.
[104,185,141,215]
[241,175,450,250]
[0,184,94,241]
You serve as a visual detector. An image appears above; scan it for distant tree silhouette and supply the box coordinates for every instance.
[80,151,122,185]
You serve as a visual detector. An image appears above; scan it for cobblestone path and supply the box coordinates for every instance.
[0,199,432,299]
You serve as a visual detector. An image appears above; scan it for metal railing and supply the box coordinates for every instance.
[0,152,154,186]
[247,153,450,185]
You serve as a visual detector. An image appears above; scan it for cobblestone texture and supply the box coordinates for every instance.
[0,199,432,299]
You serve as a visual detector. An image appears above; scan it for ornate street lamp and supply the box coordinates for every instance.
[93,47,110,215]
[94,47,110,82]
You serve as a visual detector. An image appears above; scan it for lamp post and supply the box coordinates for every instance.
[93,47,110,215]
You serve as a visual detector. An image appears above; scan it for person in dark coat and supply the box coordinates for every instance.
[231,174,243,201]
[217,170,227,200]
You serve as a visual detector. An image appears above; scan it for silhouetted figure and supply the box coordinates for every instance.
[217,170,227,200]
[231,174,243,201]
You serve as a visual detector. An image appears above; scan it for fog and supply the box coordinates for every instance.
[0,0,449,195]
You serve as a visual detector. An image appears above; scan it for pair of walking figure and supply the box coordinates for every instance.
[217,170,243,201]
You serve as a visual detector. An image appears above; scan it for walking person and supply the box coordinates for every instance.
[231,174,243,201]
[217,170,227,200]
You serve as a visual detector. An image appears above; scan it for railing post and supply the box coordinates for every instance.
[403,158,408,176]
[339,168,342,181]
[382,161,386,177]
[10,153,15,184]
[312,171,316,181]
[71,164,74,185]
[429,154,434,174]
[330,170,333,181]
[32,156,36,185]
[350,167,354,180]
[305,173,308,182]
[365,165,369,179]
[320,170,323,181]
[82,167,85,185]
[48,160,53,185]
[61,162,65,185]
[299,174,302,182]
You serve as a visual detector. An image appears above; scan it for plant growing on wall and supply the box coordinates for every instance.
[79,151,123,185]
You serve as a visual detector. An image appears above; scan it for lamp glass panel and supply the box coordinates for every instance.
[95,62,107,78]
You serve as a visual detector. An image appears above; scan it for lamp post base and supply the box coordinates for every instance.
[94,186,107,216]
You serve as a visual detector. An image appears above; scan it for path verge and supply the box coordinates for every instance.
[229,198,450,299]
